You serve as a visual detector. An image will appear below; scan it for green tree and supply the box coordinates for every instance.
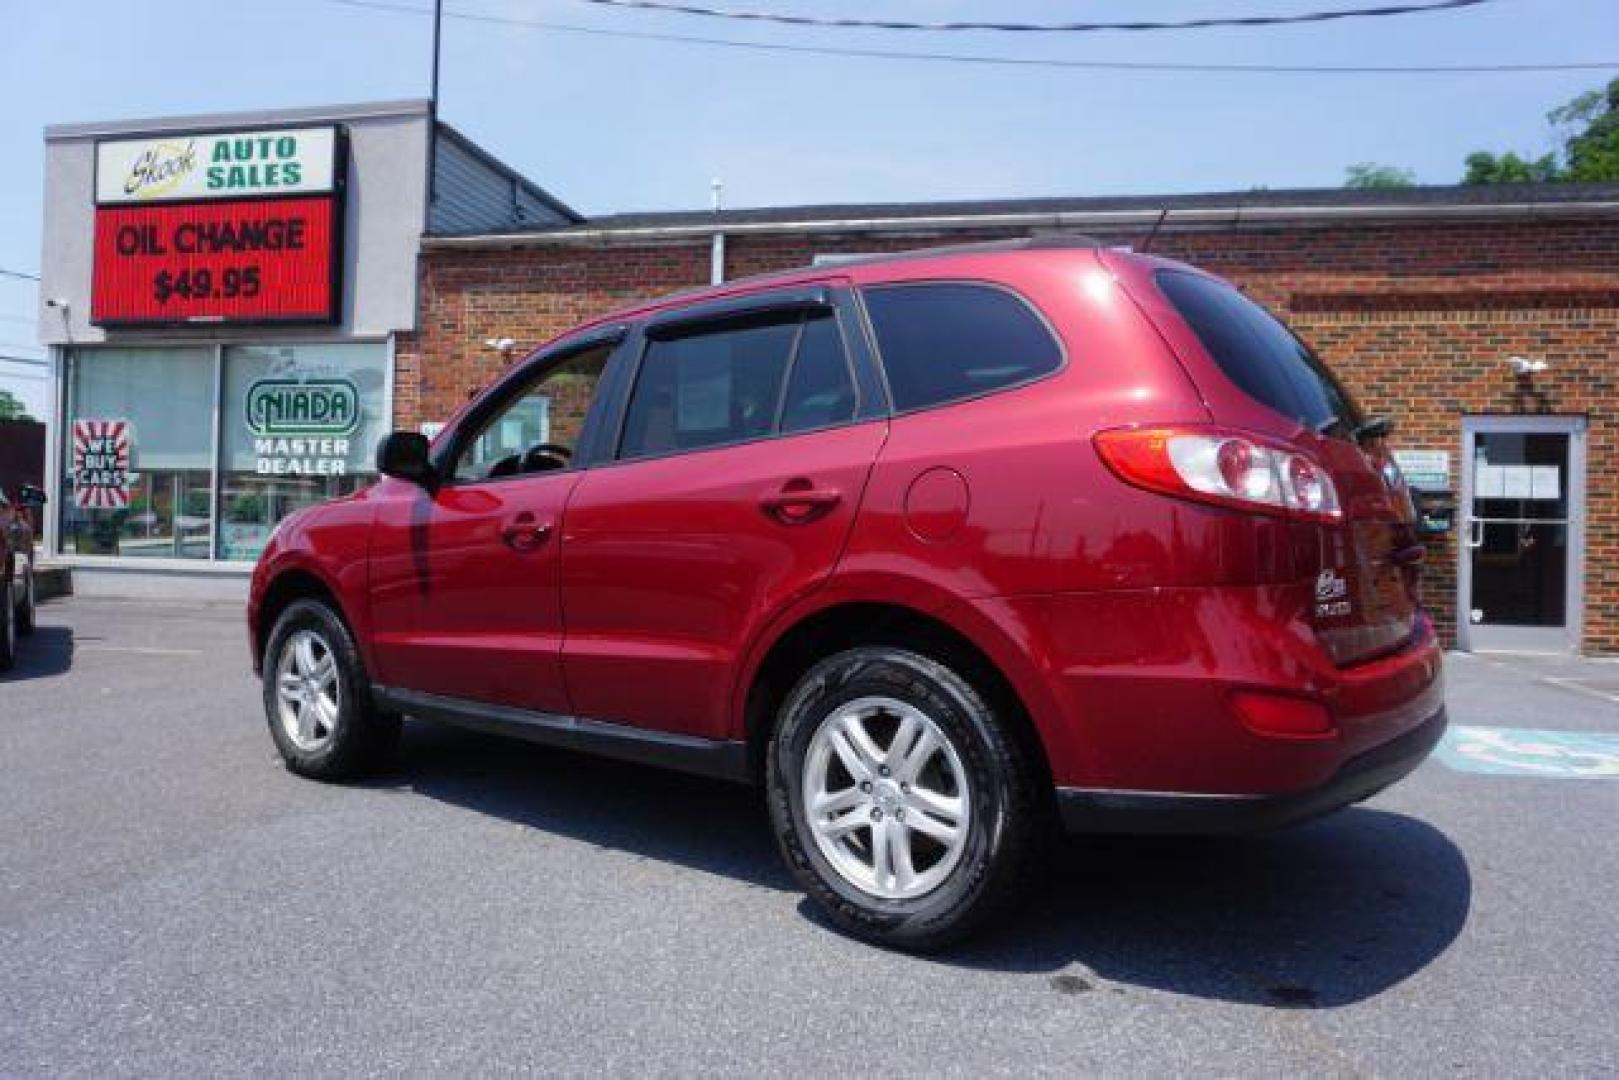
[1463,150,1563,185]
[1344,162,1416,189]
[0,389,35,423]
[1463,76,1619,184]
[1552,79,1619,181]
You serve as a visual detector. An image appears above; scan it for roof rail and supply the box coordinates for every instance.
[815,233,1102,271]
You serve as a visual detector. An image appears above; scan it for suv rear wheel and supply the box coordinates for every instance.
[262,599,399,779]
[767,647,1044,950]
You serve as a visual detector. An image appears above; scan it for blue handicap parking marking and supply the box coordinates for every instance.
[1437,726,1619,779]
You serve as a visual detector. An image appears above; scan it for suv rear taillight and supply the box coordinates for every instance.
[1094,426,1342,522]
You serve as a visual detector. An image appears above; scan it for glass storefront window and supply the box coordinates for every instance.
[60,342,388,564]
[61,348,215,558]
[219,343,387,561]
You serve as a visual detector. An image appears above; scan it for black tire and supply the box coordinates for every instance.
[261,599,399,780]
[16,565,35,637]
[767,647,1045,951]
[0,572,15,673]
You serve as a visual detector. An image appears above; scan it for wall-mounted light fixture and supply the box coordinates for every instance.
[1507,356,1549,376]
[484,337,519,365]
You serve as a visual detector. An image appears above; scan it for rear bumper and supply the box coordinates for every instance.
[1056,702,1447,835]
[962,585,1445,795]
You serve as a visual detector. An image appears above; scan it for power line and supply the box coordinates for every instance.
[562,0,1496,33]
[0,268,41,282]
[0,354,49,368]
[327,0,1618,75]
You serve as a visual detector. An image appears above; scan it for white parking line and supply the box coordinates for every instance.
[1541,677,1619,706]
[75,645,204,657]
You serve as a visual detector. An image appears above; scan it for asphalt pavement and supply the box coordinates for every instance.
[2,598,1616,1076]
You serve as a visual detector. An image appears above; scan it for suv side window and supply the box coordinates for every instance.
[1155,270,1362,436]
[781,315,857,434]
[619,311,856,459]
[452,345,612,482]
[861,283,1063,412]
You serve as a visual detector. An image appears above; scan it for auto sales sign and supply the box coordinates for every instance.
[91,125,345,326]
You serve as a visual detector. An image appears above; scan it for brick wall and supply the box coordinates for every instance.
[399,217,1619,653]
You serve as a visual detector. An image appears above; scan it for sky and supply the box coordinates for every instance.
[2,0,1617,414]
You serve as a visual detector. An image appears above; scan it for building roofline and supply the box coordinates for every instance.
[44,99,433,141]
[423,184,1619,250]
[433,121,583,224]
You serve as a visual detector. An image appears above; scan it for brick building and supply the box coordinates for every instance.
[399,184,1619,654]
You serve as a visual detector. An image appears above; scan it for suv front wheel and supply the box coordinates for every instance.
[16,563,35,636]
[262,599,400,779]
[768,647,1044,951]
[0,571,16,672]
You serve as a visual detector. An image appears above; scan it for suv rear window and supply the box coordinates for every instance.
[862,283,1062,412]
[620,320,796,459]
[618,311,856,460]
[1155,270,1361,435]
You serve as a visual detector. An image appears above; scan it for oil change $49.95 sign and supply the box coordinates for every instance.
[89,125,343,326]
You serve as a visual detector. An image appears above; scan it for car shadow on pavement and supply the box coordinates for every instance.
[943,809,1472,1008]
[378,721,795,891]
[384,721,1469,1007]
[1,624,74,682]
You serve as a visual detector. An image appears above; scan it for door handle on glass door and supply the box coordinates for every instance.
[1467,517,1485,549]
[502,514,553,551]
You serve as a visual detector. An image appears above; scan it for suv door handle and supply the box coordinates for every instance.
[501,514,553,551]
[1389,542,1426,567]
[760,482,842,524]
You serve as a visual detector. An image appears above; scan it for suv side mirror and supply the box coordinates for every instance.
[17,484,46,508]
[376,432,437,488]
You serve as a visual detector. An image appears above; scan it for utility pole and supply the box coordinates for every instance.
[427,0,443,205]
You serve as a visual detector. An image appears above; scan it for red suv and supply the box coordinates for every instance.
[250,238,1445,949]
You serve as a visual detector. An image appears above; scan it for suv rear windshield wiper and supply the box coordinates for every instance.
[1353,416,1392,443]
[1313,415,1389,444]
[1313,416,1352,438]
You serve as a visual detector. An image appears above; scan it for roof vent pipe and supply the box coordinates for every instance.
[710,178,725,285]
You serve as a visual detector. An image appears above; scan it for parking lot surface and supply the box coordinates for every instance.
[2,598,1617,1076]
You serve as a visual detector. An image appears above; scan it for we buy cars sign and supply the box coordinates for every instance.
[72,419,134,509]
[90,125,344,326]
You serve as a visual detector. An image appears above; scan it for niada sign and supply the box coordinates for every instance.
[245,379,360,477]
[246,379,359,436]
[96,126,339,204]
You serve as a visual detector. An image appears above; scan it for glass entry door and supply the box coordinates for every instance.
[1460,418,1585,653]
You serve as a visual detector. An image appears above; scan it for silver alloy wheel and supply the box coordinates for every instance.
[274,629,341,752]
[801,695,972,901]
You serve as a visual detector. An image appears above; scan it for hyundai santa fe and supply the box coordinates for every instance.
[249,237,1445,949]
